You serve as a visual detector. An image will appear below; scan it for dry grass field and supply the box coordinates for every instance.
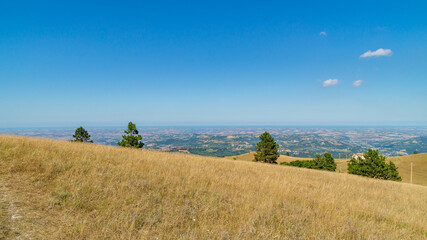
[225,152,306,163]
[228,152,427,186]
[388,154,427,186]
[1,135,427,239]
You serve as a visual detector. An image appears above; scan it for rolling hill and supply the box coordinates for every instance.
[0,135,426,239]
[388,154,427,186]
[228,152,427,186]
[224,152,308,163]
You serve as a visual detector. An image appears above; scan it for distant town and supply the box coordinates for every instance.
[1,126,426,158]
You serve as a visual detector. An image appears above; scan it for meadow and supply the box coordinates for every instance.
[228,152,427,186]
[1,135,426,239]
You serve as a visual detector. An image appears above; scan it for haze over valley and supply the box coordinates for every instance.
[2,126,426,157]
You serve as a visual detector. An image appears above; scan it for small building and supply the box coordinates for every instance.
[352,153,365,160]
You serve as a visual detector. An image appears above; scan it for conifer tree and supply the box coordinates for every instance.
[316,152,336,171]
[254,131,280,164]
[118,122,144,148]
[72,127,93,143]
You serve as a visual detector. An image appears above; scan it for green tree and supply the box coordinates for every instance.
[286,152,290,156]
[71,127,93,143]
[347,149,401,181]
[322,153,336,171]
[281,152,336,171]
[314,153,337,171]
[254,131,280,164]
[118,122,144,148]
[413,151,418,154]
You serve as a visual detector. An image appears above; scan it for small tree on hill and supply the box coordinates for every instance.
[325,153,337,170]
[71,127,93,143]
[313,152,337,171]
[118,122,144,148]
[254,131,280,164]
[413,151,418,154]
[347,149,401,181]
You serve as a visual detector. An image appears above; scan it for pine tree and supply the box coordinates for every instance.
[254,131,280,164]
[71,127,93,143]
[320,152,336,171]
[118,122,144,148]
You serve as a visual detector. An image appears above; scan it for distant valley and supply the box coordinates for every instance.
[1,126,426,158]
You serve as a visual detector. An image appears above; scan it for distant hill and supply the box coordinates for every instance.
[0,135,426,239]
[377,136,427,156]
[229,152,427,186]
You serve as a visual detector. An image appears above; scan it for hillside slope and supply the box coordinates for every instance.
[0,135,426,239]
[226,152,350,172]
[224,152,313,163]
[388,154,427,186]
[229,152,427,186]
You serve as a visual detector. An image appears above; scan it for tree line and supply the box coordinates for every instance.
[72,126,402,182]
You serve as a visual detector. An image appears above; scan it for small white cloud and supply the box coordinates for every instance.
[322,78,339,87]
[353,80,363,87]
[360,48,392,58]
[320,31,327,36]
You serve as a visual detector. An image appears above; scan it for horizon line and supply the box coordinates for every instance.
[1,124,427,130]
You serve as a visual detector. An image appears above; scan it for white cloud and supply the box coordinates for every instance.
[322,78,339,87]
[320,31,327,36]
[353,80,363,87]
[360,48,392,58]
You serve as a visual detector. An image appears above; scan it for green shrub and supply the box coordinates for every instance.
[281,153,336,172]
[347,149,401,181]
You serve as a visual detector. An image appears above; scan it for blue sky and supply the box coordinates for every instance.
[1,1,426,127]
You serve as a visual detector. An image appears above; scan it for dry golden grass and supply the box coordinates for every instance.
[230,152,427,186]
[227,152,351,164]
[387,154,427,186]
[1,135,427,239]
[225,152,314,163]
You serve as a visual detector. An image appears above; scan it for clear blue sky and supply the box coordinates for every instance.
[1,1,426,127]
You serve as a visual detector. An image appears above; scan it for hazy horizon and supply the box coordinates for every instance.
[2,123,427,129]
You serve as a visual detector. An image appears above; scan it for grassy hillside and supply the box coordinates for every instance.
[1,135,426,239]
[388,154,427,186]
[229,152,427,186]
[337,154,427,186]
[224,152,312,163]
[226,152,350,172]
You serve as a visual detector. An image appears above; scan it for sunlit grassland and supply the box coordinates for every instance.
[229,152,427,186]
[0,135,426,239]
[388,153,427,186]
